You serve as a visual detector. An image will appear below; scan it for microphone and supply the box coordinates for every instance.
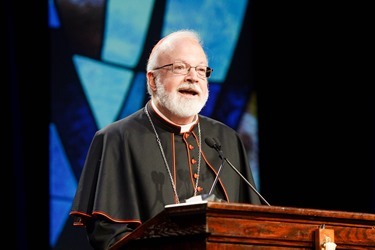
[205,137,271,206]
[205,137,224,158]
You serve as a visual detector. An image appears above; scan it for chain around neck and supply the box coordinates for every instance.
[144,104,202,204]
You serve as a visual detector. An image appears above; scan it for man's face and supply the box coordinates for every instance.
[153,38,210,120]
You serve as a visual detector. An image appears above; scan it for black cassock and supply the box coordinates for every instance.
[70,100,261,249]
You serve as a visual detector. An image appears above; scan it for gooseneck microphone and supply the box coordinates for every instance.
[205,137,271,206]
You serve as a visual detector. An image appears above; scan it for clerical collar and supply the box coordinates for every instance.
[151,100,197,133]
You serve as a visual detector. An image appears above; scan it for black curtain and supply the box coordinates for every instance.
[254,2,375,212]
[3,1,49,249]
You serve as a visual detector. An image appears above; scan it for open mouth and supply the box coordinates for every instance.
[179,88,199,96]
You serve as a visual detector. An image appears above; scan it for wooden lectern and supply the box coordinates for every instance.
[110,201,375,249]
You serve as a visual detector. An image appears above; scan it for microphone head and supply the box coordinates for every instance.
[206,137,224,159]
[205,137,216,148]
[212,138,221,149]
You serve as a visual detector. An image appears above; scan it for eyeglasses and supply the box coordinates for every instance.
[153,61,213,78]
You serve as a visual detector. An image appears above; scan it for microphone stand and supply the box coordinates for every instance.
[205,137,271,206]
[224,157,271,206]
[208,157,225,195]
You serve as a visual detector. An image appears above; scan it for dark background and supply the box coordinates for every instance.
[4,1,374,249]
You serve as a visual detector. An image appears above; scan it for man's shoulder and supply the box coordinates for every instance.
[199,115,236,133]
[97,108,145,133]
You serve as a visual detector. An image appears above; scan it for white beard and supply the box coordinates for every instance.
[155,80,209,117]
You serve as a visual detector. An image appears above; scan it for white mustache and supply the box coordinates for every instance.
[177,83,202,94]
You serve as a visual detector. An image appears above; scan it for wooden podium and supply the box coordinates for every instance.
[110,201,375,249]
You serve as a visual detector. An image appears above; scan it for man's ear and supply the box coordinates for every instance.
[147,71,157,91]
